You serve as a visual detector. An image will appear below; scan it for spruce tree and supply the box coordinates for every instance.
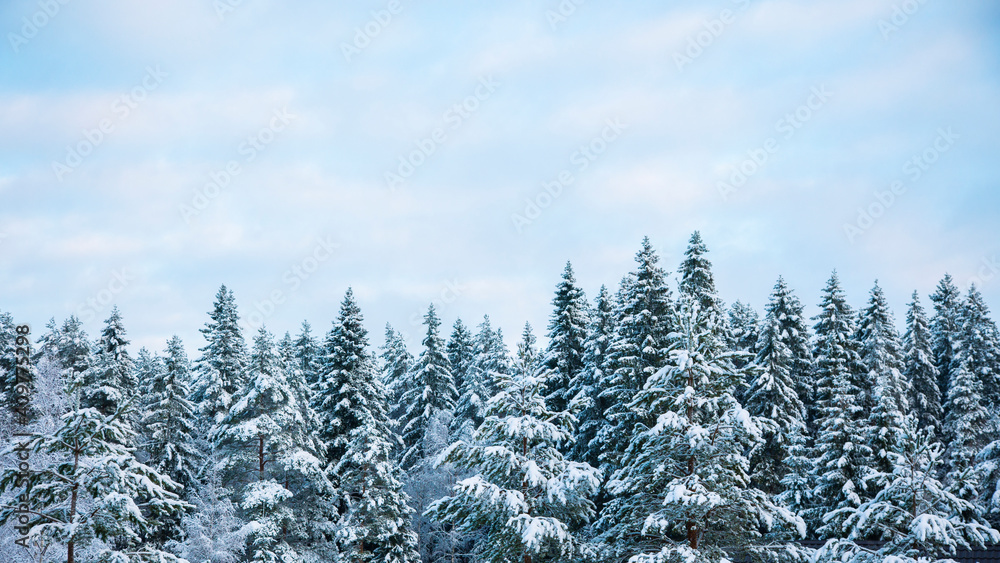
[857,282,909,477]
[745,292,808,496]
[399,304,457,469]
[570,285,616,468]
[81,307,134,419]
[811,272,872,537]
[452,316,510,443]
[956,286,1000,408]
[904,291,943,438]
[727,300,760,370]
[599,238,674,474]
[516,321,538,376]
[428,344,601,563]
[294,320,322,388]
[930,274,962,417]
[0,311,17,409]
[540,261,591,415]
[333,361,420,563]
[194,284,248,426]
[142,336,200,494]
[380,323,414,425]
[447,318,475,399]
[600,295,802,563]
[678,231,726,323]
[314,288,374,470]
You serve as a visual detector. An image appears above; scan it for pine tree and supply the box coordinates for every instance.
[0,384,190,562]
[428,344,601,563]
[904,291,943,438]
[516,321,538,377]
[599,237,674,474]
[53,316,92,386]
[380,324,414,425]
[314,288,374,470]
[0,311,17,410]
[142,336,201,493]
[856,282,909,477]
[213,327,328,563]
[333,360,420,563]
[195,285,248,426]
[811,272,872,538]
[540,261,591,415]
[930,274,962,417]
[599,295,803,563]
[956,286,1000,409]
[745,291,808,496]
[81,307,134,420]
[678,231,726,323]
[294,320,322,389]
[570,285,616,468]
[447,318,476,400]
[400,304,457,470]
[818,425,998,563]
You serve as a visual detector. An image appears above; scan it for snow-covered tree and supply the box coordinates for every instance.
[213,327,328,563]
[856,282,909,477]
[811,272,872,537]
[332,362,420,563]
[599,238,674,474]
[380,324,414,425]
[294,320,322,389]
[452,315,508,444]
[447,318,476,402]
[600,295,803,563]
[930,275,962,417]
[427,347,601,563]
[400,304,457,470]
[515,322,538,378]
[745,288,808,496]
[677,231,726,325]
[817,425,998,563]
[313,288,375,472]
[955,286,1000,409]
[0,390,190,562]
[727,300,760,370]
[194,284,248,427]
[904,291,943,439]
[166,465,248,563]
[0,311,17,410]
[570,285,616,468]
[540,261,591,416]
[82,307,135,421]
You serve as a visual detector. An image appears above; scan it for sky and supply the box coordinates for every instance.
[1,0,998,354]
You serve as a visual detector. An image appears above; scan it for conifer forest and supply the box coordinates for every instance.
[3,233,1000,563]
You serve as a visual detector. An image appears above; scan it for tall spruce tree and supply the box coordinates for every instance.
[678,231,725,322]
[82,307,135,420]
[857,282,910,477]
[904,291,943,438]
[294,320,322,388]
[447,318,475,400]
[570,285,616,468]
[399,304,457,469]
[930,274,963,417]
[428,342,601,563]
[599,237,674,474]
[540,261,591,415]
[957,286,1000,409]
[194,284,248,426]
[599,295,803,563]
[727,300,760,370]
[811,272,872,537]
[380,323,414,425]
[313,288,374,471]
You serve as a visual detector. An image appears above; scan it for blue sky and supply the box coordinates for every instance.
[1,0,998,353]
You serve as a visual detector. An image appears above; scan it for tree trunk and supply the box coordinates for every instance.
[67,439,80,563]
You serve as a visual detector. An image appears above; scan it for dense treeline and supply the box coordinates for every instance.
[2,232,1000,563]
